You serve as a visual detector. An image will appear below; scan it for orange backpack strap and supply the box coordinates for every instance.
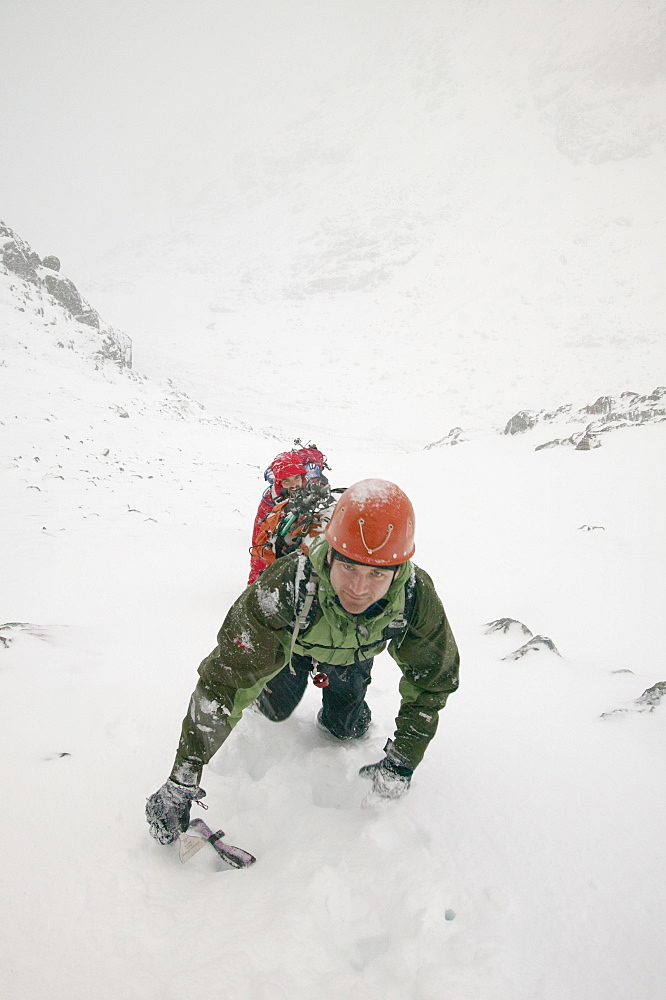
[250,499,290,560]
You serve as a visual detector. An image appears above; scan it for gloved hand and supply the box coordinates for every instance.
[146,779,206,845]
[359,739,413,802]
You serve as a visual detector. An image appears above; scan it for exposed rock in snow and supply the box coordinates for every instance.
[1,219,132,368]
[0,622,50,648]
[505,410,541,435]
[503,635,561,660]
[424,427,467,449]
[427,387,666,452]
[43,273,84,316]
[505,387,666,451]
[602,680,666,717]
[485,618,534,638]
[636,681,666,710]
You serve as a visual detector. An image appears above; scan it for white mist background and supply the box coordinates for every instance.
[3,0,664,438]
[1,0,665,997]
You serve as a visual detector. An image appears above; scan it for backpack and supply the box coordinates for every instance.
[263,441,329,486]
[250,482,343,569]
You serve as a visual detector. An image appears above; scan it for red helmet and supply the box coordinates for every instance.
[271,451,306,490]
[325,479,415,566]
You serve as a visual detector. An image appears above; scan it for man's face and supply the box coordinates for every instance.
[329,556,396,614]
[282,474,304,494]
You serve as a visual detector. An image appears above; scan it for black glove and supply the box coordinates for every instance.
[359,739,413,801]
[146,779,206,845]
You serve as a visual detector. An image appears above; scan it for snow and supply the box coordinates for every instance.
[2,1,666,998]
[4,326,665,1000]
[255,585,282,618]
[342,479,402,505]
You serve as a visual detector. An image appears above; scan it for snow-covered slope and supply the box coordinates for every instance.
[2,234,665,997]
[1,221,132,370]
[2,0,665,997]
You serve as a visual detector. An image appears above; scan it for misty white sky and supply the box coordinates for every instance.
[2,0,664,427]
[2,0,390,276]
[6,0,663,284]
[0,0,665,284]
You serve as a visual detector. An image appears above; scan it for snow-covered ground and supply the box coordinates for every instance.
[2,0,666,997]
[2,272,665,998]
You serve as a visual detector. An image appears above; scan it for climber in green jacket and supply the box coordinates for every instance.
[146,479,459,844]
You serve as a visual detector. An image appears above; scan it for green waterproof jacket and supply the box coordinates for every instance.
[170,536,459,784]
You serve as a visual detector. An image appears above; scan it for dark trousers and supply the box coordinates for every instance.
[256,652,372,739]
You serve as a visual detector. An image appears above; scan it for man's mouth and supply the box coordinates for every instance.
[342,592,368,608]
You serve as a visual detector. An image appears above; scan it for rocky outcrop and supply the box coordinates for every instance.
[636,681,666,710]
[502,635,561,660]
[602,680,666,717]
[3,240,40,284]
[504,404,572,436]
[0,220,132,368]
[43,273,84,315]
[504,410,539,435]
[484,620,561,661]
[424,427,467,449]
[505,388,666,450]
[485,618,533,637]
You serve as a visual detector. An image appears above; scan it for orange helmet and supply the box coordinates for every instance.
[325,479,415,566]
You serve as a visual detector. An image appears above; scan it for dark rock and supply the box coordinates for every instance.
[535,436,569,451]
[635,681,666,710]
[583,395,615,415]
[642,386,666,403]
[536,429,588,450]
[2,220,132,369]
[3,242,39,284]
[509,387,666,451]
[503,635,561,660]
[602,679,666,717]
[575,429,601,450]
[424,427,466,449]
[76,309,100,329]
[485,618,533,637]
[43,274,84,315]
[542,404,573,421]
[504,410,540,435]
